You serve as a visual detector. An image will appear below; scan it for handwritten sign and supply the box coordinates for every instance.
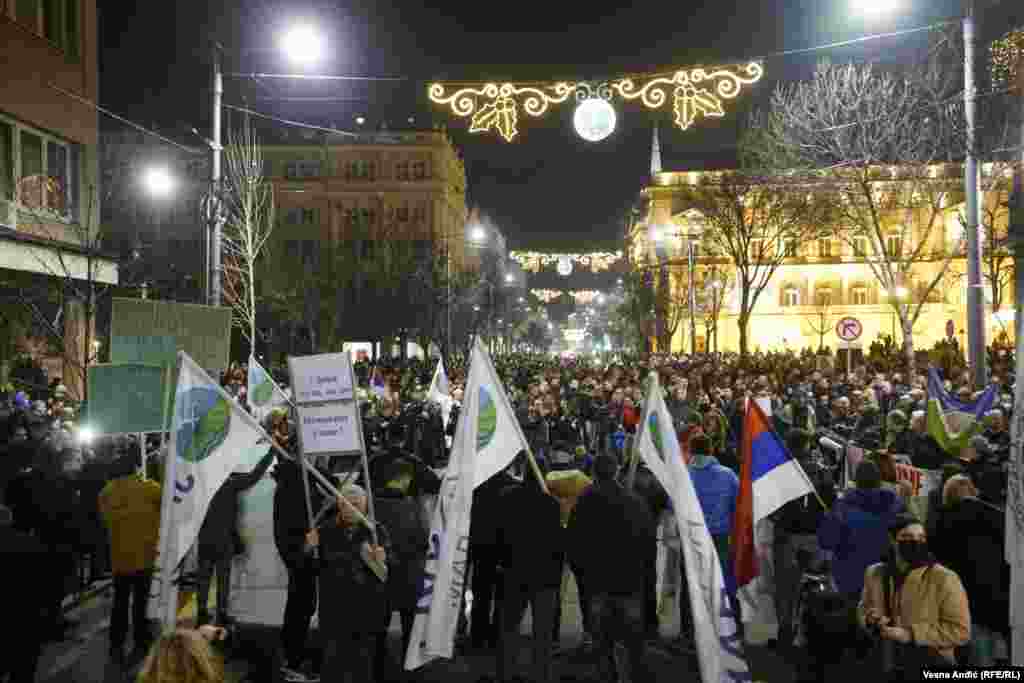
[296,402,360,455]
[835,316,863,343]
[288,353,354,404]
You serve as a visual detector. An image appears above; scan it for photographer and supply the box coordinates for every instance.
[858,514,970,679]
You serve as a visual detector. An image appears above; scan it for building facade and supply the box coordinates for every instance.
[633,166,1013,356]
[0,0,117,396]
[262,127,470,270]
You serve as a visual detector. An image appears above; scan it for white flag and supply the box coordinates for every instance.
[163,352,275,573]
[247,355,289,421]
[635,374,751,683]
[427,358,453,430]
[405,339,529,670]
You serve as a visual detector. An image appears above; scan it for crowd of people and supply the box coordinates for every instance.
[0,345,1017,682]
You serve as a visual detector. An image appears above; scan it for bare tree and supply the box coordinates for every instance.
[696,266,733,353]
[221,119,276,351]
[675,173,822,357]
[753,35,1014,376]
[803,294,834,353]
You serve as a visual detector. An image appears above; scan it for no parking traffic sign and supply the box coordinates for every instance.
[835,316,863,343]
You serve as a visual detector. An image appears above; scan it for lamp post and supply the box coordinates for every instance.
[686,228,702,355]
[206,25,325,307]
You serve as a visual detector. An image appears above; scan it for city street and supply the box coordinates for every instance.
[38,568,791,683]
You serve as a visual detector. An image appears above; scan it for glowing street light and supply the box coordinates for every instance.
[891,286,909,298]
[504,273,516,284]
[143,166,175,197]
[857,0,901,15]
[281,24,325,65]
[469,225,487,243]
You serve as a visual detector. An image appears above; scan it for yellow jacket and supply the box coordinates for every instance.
[858,561,971,664]
[98,475,163,575]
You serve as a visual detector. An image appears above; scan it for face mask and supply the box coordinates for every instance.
[897,540,931,567]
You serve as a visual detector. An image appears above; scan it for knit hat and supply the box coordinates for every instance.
[855,460,882,489]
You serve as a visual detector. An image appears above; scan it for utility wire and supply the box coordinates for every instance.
[48,83,200,154]
[221,103,358,137]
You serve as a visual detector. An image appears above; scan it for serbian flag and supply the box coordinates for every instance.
[734,399,816,587]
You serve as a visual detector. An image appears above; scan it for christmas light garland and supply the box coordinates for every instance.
[429,62,763,142]
[990,29,1023,91]
[510,250,624,273]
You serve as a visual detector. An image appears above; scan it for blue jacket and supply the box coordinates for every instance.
[688,456,739,537]
[817,487,906,597]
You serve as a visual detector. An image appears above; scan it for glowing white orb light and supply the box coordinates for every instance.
[282,24,324,65]
[143,167,174,197]
[573,98,617,142]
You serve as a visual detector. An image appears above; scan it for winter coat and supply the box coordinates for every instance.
[908,432,948,471]
[858,562,971,664]
[817,487,906,597]
[197,450,274,562]
[372,487,428,610]
[272,456,326,571]
[688,456,739,537]
[317,520,393,634]
[98,474,162,575]
[567,481,656,596]
[496,482,563,591]
[932,496,1008,633]
[469,470,519,553]
[0,525,54,626]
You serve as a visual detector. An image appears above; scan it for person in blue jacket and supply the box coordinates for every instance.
[687,434,739,582]
[817,459,906,599]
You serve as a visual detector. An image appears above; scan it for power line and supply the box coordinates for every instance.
[221,103,358,137]
[47,83,200,154]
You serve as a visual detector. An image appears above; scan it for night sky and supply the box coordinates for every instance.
[97,0,1009,251]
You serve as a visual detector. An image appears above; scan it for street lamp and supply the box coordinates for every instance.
[207,25,326,307]
[281,24,325,65]
[143,166,175,198]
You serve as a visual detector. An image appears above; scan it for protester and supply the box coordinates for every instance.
[306,484,391,683]
[98,451,162,662]
[495,454,563,683]
[931,474,1009,666]
[195,447,275,626]
[687,434,739,583]
[0,503,53,683]
[137,626,226,683]
[567,453,655,683]
[859,514,971,676]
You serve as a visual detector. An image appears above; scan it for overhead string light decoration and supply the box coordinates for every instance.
[428,61,763,142]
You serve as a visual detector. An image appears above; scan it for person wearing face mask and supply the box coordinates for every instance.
[858,515,970,677]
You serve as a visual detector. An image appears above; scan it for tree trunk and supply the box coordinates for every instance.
[902,317,916,379]
[737,311,751,358]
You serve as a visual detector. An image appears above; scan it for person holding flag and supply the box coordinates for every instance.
[404,339,545,671]
[633,373,751,683]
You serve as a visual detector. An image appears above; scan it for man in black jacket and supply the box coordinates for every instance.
[270,414,325,682]
[196,448,275,626]
[567,454,655,683]
[468,465,519,650]
[770,430,836,650]
[495,456,563,683]
[0,504,54,683]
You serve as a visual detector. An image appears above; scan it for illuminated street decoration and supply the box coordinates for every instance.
[611,62,763,131]
[532,289,564,303]
[990,29,1023,90]
[557,256,574,276]
[570,290,600,305]
[428,82,575,142]
[510,251,623,273]
[428,62,763,141]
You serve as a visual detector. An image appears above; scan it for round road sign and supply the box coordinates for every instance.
[835,317,863,342]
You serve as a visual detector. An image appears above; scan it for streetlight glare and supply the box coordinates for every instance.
[143,167,174,197]
[858,0,899,14]
[505,273,515,283]
[470,225,487,242]
[893,286,909,298]
[282,25,324,65]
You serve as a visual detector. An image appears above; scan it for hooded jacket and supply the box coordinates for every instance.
[688,455,739,537]
[98,474,162,575]
[817,487,906,597]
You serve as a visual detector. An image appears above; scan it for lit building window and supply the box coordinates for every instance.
[886,234,903,258]
[816,288,832,307]
[783,240,797,258]
[852,286,868,306]
[783,286,800,307]
[749,239,764,261]
[852,237,868,258]
[818,238,832,258]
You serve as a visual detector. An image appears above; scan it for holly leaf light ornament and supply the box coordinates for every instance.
[673,82,725,131]
[470,97,519,142]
